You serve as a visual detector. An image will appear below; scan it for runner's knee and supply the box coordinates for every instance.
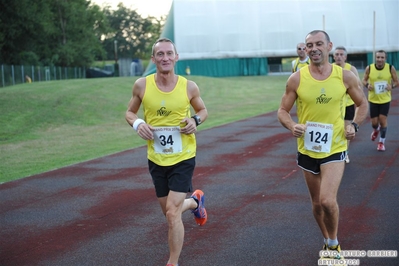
[320,198,338,212]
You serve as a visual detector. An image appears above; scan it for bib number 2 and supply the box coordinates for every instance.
[304,122,333,153]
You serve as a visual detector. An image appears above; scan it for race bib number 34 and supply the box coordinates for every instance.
[153,126,182,154]
[304,122,333,153]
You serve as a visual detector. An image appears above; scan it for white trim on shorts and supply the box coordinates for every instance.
[296,151,347,175]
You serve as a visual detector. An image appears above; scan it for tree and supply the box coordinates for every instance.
[0,0,164,67]
[0,0,109,67]
[50,0,108,67]
[102,3,165,60]
[0,0,56,65]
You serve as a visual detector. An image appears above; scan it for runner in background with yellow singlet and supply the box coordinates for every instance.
[362,50,399,151]
[333,46,362,163]
[292,42,310,73]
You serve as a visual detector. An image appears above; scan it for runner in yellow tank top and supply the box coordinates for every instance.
[143,73,196,166]
[125,38,208,266]
[362,50,399,151]
[292,42,310,72]
[278,30,368,263]
[296,64,347,158]
[333,46,362,163]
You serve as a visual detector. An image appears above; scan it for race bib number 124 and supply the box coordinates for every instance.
[304,122,333,153]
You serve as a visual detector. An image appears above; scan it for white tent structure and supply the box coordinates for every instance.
[144,0,399,77]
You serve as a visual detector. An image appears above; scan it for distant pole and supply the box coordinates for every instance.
[1,65,4,87]
[323,15,325,31]
[114,40,118,64]
[373,11,376,63]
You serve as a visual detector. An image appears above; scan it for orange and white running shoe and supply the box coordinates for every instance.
[191,189,207,226]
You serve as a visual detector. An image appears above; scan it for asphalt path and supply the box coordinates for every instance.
[1,92,398,266]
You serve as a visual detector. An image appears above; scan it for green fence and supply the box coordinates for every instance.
[1,65,86,87]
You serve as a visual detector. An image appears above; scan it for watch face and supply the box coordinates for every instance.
[192,115,201,126]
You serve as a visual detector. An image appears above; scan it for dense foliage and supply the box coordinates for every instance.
[0,0,165,67]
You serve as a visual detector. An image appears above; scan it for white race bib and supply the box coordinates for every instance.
[304,122,333,153]
[374,81,388,94]
[153,126,182,154]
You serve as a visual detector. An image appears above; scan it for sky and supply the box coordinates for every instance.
[91,0,173,18]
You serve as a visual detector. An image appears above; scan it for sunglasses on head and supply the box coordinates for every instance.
[297,47,306,51]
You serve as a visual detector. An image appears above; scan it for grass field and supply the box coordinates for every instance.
[0,75,288,183]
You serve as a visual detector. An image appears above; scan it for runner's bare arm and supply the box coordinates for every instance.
[349,65,363,88]
[344,70,368,140]
[180,80,208,134]
[277,73,306,138]
[362,66,371,90]
[389,65,399,90]
[125,78,154,140]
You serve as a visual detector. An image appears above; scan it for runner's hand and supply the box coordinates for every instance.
[345,124,356,140]
[292,124,307,138]
[180,117,197,134]
[137,123,154,140]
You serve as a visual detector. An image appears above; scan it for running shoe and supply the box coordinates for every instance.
[344,154,350,164]
[370,127,380,141]
[320,243,329,259]
[191,189,207,226]
[166,264,178,266]
[328,244,343,260]
[377,142,385,151]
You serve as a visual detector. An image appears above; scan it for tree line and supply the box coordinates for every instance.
[0,0,165,67]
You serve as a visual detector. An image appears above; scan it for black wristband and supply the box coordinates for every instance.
[351,122,359,132]
[191,115,201,126]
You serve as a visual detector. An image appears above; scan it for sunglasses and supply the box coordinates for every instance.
[297,47,306,51]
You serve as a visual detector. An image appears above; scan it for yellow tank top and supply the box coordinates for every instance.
[368,63,392,104]
[143,74,196,166]
[297,65,347,158]
[332,63,354,107]
[292,57,310,72]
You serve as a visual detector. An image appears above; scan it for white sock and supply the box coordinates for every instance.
[328,238,339,247]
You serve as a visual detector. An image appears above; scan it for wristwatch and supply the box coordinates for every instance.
[191,115,201,126]
[351,122,359,132]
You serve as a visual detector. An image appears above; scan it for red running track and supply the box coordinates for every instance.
[1,93,398,266]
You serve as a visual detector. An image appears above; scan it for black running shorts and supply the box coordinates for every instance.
[148,157,195,198]
[297,151,346,175]
[369,101,390,118]
[344,104,355,121]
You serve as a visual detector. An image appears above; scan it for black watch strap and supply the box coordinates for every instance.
[191,115,201,126]
[351,122,359,132]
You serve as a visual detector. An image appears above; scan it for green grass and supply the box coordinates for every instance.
[0,75,288,183]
